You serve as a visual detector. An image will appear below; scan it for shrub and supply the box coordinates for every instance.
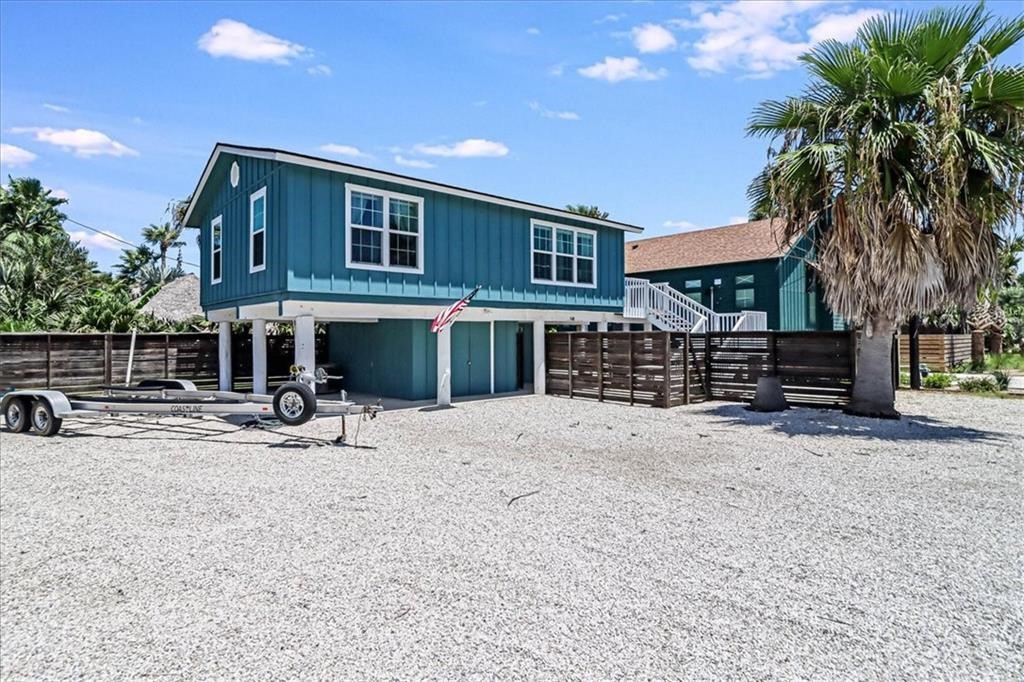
[992,371,1010,391]
[957,377,999,393]
[984,353,1024,371]
[899,371,911,388]
[923,373,952,389]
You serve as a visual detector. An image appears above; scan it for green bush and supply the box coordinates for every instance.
[899,371,911,388]
[958,377,999,393]
[992,371,1010,391]
[923,373,952,389]
[984,353,1024,371]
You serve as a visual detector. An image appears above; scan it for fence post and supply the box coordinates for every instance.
[704,333,713,400]
[164,334,171,378]
[103,334,112,386]
[663,332,672,408]
[45,334,52,389]
[768,331,777,376]
[628,333,635,406]
[683,333,691,405]
[597,332,604,402]
[891,333,899,398]
[567,332,574,399]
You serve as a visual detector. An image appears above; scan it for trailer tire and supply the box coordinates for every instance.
[4,397,31,433]
[30,399,62,437]
[273,382,317,426]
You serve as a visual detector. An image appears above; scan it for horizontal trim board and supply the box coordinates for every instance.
[207,301,629,323]
[184,143,644,233]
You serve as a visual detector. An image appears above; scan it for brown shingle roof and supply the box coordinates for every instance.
[625,219,791,274]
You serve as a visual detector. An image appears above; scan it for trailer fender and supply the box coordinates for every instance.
[137,379,199,391]
[1,390,75,418]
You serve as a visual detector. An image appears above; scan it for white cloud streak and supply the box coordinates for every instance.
[632,24,677,53]
[528,101,580,121]
[526,27,541,35]
[0,143,37,166]
[307,64,332,76]
[662,219,698,230]
[9,127,138,157]
[578,56,667,83]
[66,229,125,251]
[394,155,435,169]
[43,103,70,113]
[198,19,310,64]
[319,143,369,158]
[413,138,509,158]
[595,14,625,24]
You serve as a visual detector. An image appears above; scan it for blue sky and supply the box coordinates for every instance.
[1,0,1020,274]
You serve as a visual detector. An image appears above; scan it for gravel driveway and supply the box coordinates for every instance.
[1,392,1021,679]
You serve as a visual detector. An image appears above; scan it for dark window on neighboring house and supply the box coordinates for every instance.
[735,274,755,309]
[684,278,702,305]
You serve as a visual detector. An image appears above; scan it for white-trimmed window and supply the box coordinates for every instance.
[684,278,702,305]
[531,219,596,288]
[735,274,755,309]
[249,187,267,273]
[345,183,424,274]
[211,215,223,284]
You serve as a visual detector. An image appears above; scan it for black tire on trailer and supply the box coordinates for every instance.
[30,399,62,437]
[4,397,31,433]
[272,382,317,426]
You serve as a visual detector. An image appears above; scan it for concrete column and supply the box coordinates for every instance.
[597,321,609,332]
[252,319,267,394]
[294,315,316,373]
[489,321,495,395]
[533,320,546,395]
[643,321,653,331]
[218,322,232,391]
[436,324,452,406]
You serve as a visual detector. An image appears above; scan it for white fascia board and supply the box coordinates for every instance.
[206,307,238,322]
[237,302,279,320]
[183,144,644,234]
[279,299,626,323]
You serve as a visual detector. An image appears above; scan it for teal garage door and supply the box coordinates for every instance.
[450,322,491,397]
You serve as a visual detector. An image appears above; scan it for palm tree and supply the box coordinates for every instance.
[565,204,609,219]
[141,221,185,279]
[116,245,156,284]
[747,4,1024,417]
[0,177,67,242]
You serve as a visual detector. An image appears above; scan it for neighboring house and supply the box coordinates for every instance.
[625,219,840,331]
[181,143,643,403]
[141,273,203,323]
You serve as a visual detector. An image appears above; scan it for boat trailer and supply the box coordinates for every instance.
[1,366,380,444]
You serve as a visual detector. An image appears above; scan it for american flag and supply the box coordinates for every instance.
[430,286,481,333]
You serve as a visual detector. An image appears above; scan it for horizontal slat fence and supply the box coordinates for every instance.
[897,333,971,371]
[547,330,853,409]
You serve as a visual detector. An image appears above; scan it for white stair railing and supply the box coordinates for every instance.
[623,277,768,332]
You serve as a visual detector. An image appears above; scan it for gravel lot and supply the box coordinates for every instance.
[1,392,1021,679]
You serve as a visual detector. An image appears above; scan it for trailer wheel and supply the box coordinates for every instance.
[273,382,317,426]
[4,397,31,433]
[30,399,62,437]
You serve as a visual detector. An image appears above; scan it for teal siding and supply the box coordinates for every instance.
[631,259,782,330]
[281,164,624,310]
[328,319,520,400]
[197,155,289,310]
[777,232,835,331]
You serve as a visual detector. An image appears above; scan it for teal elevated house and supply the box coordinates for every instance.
[182,144,644,403]
[625,219,840,332]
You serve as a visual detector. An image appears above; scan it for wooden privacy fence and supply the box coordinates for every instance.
[0,333,219,392]
[0,332,329,393]
[546,331,855,409]
[897,333,971,372]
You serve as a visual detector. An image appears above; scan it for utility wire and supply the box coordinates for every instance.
[64,216,202,270]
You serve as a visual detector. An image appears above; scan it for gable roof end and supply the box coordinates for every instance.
[182,143,644,233]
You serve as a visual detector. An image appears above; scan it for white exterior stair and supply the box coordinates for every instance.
[624,277,768,332]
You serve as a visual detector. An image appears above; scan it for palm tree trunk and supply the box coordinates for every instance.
[847,317,899,419]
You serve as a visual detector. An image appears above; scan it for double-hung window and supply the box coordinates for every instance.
[346,184,424,274]
[211,215,223,284]
[531,219,596,288]
[249,187,266,273]
[684,278,702,305]
[735,274,755,309]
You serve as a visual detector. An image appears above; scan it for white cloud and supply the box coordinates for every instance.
[66,229,124,251]
[526,27,541,35]
[413,138,509,158]
[43,103,70,112]
[728,215,750,224]
[578,56,667,83]
[319,143,369,158]
[632,24,677,53]
[473,100,488,107]
[0,143,36,166]
[10,127,138,157]
[307,64,332,76]
[198,19,310,64]
[528,101,580,121]
[548,63,566,76]
[662,219,698,230]
[675,1,883,78]
[595,14,624,24]
[394,155,435,169]
[49,188,70,200]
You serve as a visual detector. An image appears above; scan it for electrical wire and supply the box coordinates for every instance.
[64,216,202,269]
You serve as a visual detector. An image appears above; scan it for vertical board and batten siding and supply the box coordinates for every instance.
[197,155,289,310]
[281,164,625,309]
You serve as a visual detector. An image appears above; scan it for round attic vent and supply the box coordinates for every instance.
[230,161,240,188]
